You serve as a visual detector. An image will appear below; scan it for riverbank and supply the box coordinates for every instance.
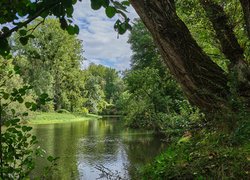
[27,112,102,124]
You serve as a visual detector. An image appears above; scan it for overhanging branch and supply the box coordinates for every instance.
[0,1,60,39]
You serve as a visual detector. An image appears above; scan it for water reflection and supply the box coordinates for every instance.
[31,118,166,179]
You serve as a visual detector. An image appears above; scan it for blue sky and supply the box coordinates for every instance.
[73,1,138,70]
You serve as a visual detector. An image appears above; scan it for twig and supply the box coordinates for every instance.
[0,1,60,39]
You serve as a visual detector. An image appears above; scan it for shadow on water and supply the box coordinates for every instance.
[30,117,167,179]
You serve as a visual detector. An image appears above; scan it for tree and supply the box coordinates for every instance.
[83,63,125,114]
[1,0,249,113]
[11,19,84,112]
[124,19,189,129]
[130,0,250,113]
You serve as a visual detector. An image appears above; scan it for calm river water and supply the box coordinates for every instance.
[31,117,166,179]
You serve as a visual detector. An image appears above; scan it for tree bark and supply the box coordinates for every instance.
[200,0,250,106]
[240,0,250,39]
[200,0,245,66]
[130,0,230,111]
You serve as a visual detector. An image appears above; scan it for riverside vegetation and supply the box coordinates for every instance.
[0,0,250,179]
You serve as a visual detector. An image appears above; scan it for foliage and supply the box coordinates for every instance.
[83,63,125,114]
[56,109,70,114]
[141,121,250,179]
[0,0,131,57]
[0,61,55,179]
[123,19,198,130]
[11,19,85,112]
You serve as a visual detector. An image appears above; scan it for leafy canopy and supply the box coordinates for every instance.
[0,0,131,56]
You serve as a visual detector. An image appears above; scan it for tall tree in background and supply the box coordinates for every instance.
[11,19,84,111]
[84,63,125,114]
[123,19,187,128]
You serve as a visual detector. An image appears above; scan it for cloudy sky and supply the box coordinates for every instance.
[73,1,138,70]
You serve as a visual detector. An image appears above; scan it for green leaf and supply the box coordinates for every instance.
[22,112,29,116]
[27,34,35,39]
[40,93,49,99]
[66,25,75,35]
[62,0,73,7]
[25,102,32,108]
[105,6,116,18]
[3,93,9,100]
[14,65,21,74]
[91,0,102,10]
[17,96,24,103]
[20,36,28,45]
[11,88,19,96]
[19,29,27,36]
[11,109,16,115]
[2,26,9,33]
[0,38,10,56]
[19,88,26,96]
[101,0,109,7]
[66,6,74,16]
[22,126,32,132]
[31,103,37,111]
[121,1,130,6]
[74,25,79,34]
[47,156,54,162]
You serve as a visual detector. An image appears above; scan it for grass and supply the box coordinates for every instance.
[140,115,250,179]
[27,112,102,124]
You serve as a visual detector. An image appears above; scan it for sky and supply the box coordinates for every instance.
[73,1,138,70]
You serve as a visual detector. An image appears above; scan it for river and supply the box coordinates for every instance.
[31,117,166,179]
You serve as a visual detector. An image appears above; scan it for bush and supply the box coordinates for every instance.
[56,109,70,114]
[81,107,89,115]
[141,126,250,179]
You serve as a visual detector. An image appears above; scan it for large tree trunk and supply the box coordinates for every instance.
[130,0,230,111]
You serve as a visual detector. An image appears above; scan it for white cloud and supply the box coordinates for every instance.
[73,1,138,70]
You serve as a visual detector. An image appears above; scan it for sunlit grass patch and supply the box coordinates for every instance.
[27,112,102,124]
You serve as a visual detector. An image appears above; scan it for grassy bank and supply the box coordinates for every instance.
[27,112,102,124]
[140,114,250,179]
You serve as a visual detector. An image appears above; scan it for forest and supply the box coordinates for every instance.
[0,0,249,179]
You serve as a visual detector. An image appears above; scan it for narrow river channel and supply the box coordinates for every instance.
[31,117,166,179]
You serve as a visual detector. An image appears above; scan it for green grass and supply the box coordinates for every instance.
[27,112,102,124]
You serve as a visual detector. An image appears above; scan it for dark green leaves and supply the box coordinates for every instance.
[66,24,80,35]
[19,34,35,45]
[74,25,80,34]
[0,38,11,56]
[89,0,131,34]
[91,0,103,10]
[21,126,32,132]
[3,92,10,100]
[19,29,27,36]
[19,36,29,45]
[25,102,32,109]
[105,6,117,18]
[14,65,21,74]
[114,19,131,34]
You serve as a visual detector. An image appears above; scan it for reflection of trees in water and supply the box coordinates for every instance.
[31,119,166,179]
[123,134,166,179]
[31,122,92,179]
[77,119,121,164]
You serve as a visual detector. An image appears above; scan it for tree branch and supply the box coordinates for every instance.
[199,0,245,66]
[0,1,60,39]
